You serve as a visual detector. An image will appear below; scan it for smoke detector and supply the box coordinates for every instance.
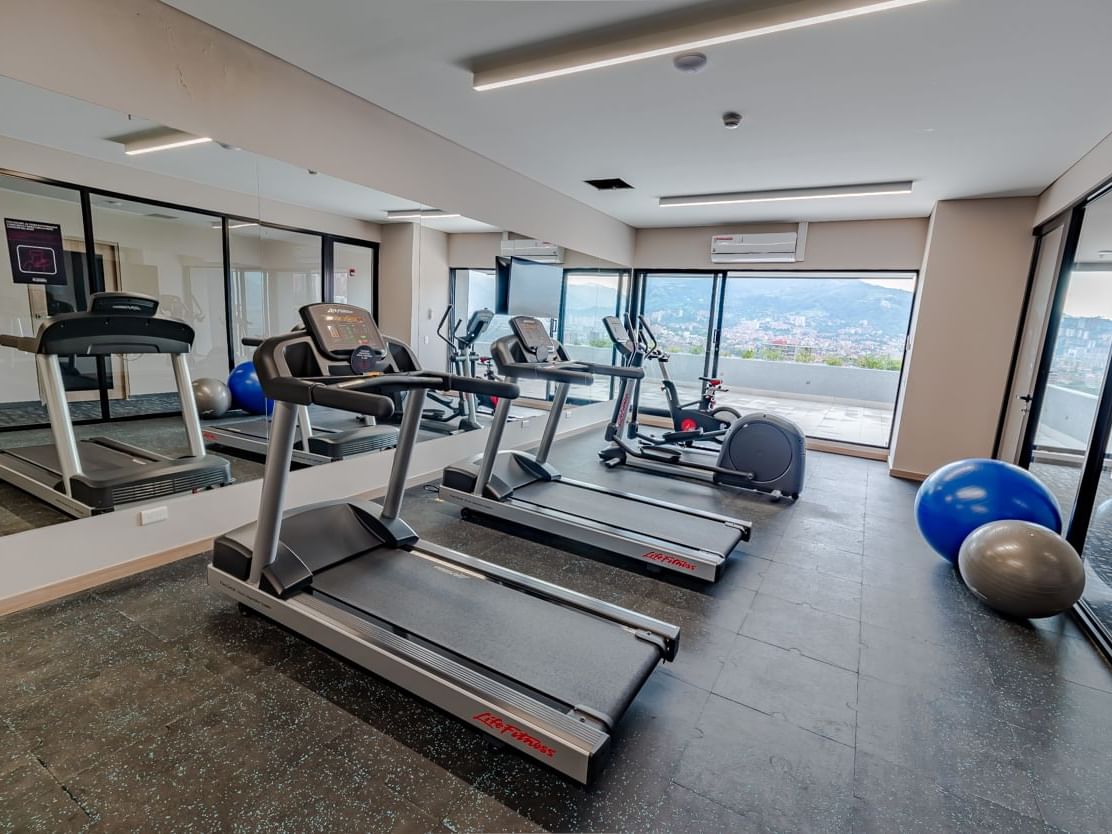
[673,52,708,74]
[722,111,743,129]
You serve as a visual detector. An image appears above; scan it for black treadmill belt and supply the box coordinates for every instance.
[513,480,744,556]
[313,549,661,722]
[4,441,156,476]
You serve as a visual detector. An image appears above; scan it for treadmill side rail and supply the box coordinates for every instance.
[419,539,680,661]
[208,565,609,783]
[440,484,730,583]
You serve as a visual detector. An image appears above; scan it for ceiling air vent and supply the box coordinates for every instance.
[584,178,633,191]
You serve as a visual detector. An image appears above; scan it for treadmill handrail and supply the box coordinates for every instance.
[496,360,595,385]
[575,361,644,380]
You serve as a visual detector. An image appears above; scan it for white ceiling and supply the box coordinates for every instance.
[161,0,1112,227]
[0,75,499,234]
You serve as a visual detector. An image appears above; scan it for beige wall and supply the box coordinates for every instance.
[0,0,635,265]
[889,198,1037,479]
[415,227,451,371]
[447,219,928,273]
[633,219,929,271]
[1037,130,1112,226]
[446,232,624,270]
[377,224,418,346]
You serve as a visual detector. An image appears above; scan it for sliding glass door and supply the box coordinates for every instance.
[1017,188,1112,646]
[637,272,718,414]
[717,272,916,446]
[631,269,916,448]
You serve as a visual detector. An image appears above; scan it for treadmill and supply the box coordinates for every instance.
[440,316,752,583]
[208,302,679,783]
[0,292,233,517]
[203,336,399,466]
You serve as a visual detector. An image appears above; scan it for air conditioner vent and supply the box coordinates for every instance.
[710,225,808,264]
[584,178,633,191]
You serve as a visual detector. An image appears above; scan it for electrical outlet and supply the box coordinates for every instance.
[139,506,169,526]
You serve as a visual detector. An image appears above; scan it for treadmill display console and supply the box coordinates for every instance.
[301,304,388,361]
[510,316,555,362]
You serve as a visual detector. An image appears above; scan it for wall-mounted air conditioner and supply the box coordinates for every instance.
[499,238,565,264]
[710,224,808,263]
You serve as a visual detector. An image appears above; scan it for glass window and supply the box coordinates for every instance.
[719,272,916,447]
[333,241,375,315]
[229,224,322,363]
[88,197,228,418]
[638,272,717,417]
[0,175,95,427]
[457,268,550,400]
[561,271,623,401]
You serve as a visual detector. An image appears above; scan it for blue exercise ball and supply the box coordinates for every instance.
[915,458,1062,564]
[227,361,271,415]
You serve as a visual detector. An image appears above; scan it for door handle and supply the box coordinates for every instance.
[1019,395,1034,403]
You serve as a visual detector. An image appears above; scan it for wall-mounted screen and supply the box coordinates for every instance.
[497,256,562,318]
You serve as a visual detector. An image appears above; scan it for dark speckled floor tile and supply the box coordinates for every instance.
[714,636,858,746]
[650,782,772,834]
[91,555,229,642]
[674,694,856,833]
[756,560,862,620]
[855,676,1040,818]
[0,756,96,833]
[740,593,861,671]
[852,749,1046,834]
[1013,722,1112,833]
[65,672,360,831]
[770,536,863,582]
[6,439,1112,832]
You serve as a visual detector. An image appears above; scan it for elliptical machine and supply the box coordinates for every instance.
[389,305,493,434]
[599,316,806,501]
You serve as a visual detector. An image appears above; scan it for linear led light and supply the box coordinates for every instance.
[659,181,914,208]
[385,209,462,220]
[473,0,933,91]
[123,129,213,155]
[211,221,259,230]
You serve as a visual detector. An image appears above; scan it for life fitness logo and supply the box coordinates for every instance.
[472,712,555,758]
[642,551,697,572]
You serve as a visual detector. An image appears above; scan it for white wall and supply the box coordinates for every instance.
[889,198,1037,479]
[0,0,635,266]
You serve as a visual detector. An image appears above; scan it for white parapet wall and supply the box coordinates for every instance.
[570,346,900,406]
[0,401,614,612]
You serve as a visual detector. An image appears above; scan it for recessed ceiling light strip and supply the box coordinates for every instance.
[123,130,213,155]
[385,209,462,220]
[659,181,914,208]
[473,0,933,90]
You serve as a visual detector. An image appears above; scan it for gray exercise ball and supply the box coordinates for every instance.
[192,377,232,419]
[958,520,1085,619]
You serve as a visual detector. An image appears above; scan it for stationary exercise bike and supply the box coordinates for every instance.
[600,315,806,501]
[603,315,739,446]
